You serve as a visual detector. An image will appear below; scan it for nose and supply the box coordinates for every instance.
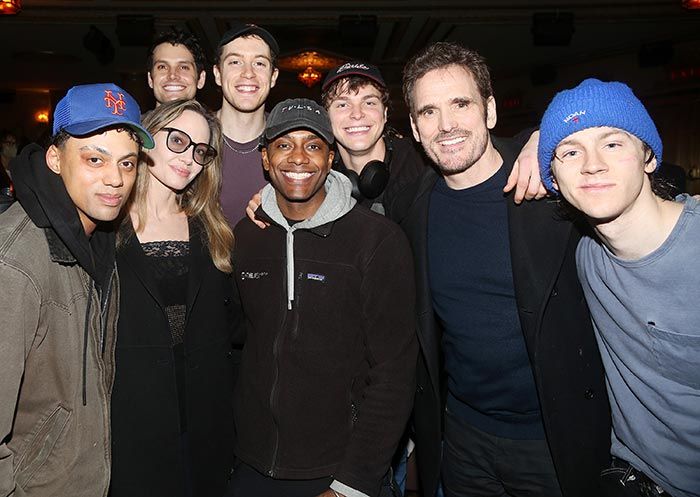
[288,146,309,165]
[438,108,456,133]
[241,61,254,78]
[102,163,125,188]
[580,147,608,175]
[166,66,178,80]
[349,102,364,120]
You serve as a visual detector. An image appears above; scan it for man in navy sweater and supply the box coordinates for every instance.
[392,42,612,497]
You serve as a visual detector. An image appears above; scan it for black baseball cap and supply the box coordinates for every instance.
[321,61,386,91]
[263,98,334,145]
[217,22,279,57]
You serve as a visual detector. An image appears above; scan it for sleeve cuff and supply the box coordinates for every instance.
[331,480,370,497]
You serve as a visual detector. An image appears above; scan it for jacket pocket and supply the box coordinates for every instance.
[647,323,700,390]
[14,405,72,489]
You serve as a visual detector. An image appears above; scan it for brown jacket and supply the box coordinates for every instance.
[0,199,119,496]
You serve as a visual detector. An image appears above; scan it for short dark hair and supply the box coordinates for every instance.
[215,34,278,69]
[402,42,493,118]
[50,126,143,149]
[321,76,391,113]
[147,29,207,76]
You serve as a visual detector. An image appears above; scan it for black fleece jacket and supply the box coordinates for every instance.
[232,204,417,497]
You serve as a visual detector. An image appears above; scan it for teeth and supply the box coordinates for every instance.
[346,126,370,133]
[164,85,184,90]
[283,171,313,180]
[237,85,257,92]
[439,137,466,146]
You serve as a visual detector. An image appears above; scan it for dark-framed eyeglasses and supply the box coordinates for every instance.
[160,127,217,166]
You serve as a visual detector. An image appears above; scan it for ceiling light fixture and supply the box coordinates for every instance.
[0,0,21,15]
[278,50,346,88]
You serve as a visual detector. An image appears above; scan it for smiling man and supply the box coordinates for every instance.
[229,98,417,497]
[214,22,280,225]
[0,83,153,497]
[147,29,206,105]
[394,43,611,497]
[538,78,700,497]
[320,62,427,215]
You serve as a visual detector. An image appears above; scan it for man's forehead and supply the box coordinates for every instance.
[153,42,195,60]
[221,34,272,57]
[558,126,634,146]
[274,129,325,141]
[334,79,382,99]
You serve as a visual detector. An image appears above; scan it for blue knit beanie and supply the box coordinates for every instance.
[538,78,662,193]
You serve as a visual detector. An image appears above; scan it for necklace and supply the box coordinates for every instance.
[222,135,259,155]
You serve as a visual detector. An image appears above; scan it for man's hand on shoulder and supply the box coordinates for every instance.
[503,130,547,204]
[245,190,268,229]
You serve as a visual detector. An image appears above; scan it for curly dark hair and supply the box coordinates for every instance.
[147,29,207,76]
[402,41,493,118]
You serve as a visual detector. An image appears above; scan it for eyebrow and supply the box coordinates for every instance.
[154,58,194,65]
[557,129,630,148]
[79,145,111,156]
[222,52,271,62]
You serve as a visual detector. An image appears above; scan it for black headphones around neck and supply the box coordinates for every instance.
[335,136,393,202]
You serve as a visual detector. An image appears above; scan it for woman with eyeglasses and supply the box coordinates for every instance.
[110,100,240,497]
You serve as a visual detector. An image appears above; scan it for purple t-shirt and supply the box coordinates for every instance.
[220,134,268,227]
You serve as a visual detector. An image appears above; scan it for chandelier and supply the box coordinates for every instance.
[0,0,21,14]
[278,50,347,88]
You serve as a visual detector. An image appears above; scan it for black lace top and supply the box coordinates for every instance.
[141,240,190,433]
[141,240,189,345]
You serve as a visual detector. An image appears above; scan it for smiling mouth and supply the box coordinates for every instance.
[345,126,370,134]
[236,85,259,93]
[171,165,191,177]
[281,171,314,180]
[438,136,467,146]
[163,84,186,92]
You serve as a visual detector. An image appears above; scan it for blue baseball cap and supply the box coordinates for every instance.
[53,83,155,149]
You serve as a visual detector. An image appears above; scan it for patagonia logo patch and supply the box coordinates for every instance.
[306,273,326,282]
[240,271,269,280]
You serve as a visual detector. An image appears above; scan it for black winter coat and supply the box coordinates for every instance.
[110,222,242,497]
[389,137,612,497]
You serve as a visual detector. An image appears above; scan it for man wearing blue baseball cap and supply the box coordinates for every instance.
[539,78,700,497]
[0,83,153,497]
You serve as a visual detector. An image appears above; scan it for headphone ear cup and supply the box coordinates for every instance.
[342,169,364,201]
[358,160,390,200]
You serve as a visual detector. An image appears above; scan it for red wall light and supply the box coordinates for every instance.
[0,0,21,15]
[682,0,700,9]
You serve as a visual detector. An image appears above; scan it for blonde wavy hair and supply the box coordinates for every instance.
[120,99,234,273]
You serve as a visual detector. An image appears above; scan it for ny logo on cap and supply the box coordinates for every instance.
[104,90,127,116]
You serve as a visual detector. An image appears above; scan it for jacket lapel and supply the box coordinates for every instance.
[120,232,167,309]
[401,168,441,397]
[184,220,205,328]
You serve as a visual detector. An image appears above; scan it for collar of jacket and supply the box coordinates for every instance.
[44,226,78,264]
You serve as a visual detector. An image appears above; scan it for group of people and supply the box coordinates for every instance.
[0,20,697,497]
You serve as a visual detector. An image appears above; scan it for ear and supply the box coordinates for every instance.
[45,145,61,175]
[270,67,279,89]
[485,95,497,130]
[213,65,222,87]
[326,150,335,172]
[196,70,206,90]
[261,147,270,171]
[147,72,154,90]
[644,156,658,174]
[409,115,421,143]
[382,106,388,125]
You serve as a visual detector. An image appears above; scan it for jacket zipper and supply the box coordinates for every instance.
[99,269,114,355]
[267,271,302,476]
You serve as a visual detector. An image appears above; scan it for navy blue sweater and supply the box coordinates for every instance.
[428,163,544,439]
